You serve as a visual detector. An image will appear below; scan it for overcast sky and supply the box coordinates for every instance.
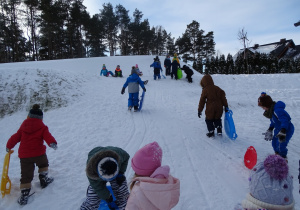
[82,0,300,56]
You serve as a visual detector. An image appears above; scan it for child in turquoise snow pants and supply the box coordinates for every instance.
[121,66,146,111]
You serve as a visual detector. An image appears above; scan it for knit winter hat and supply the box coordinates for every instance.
[28,104,43,120]
[102,64,106,69]
[135,64,138,68]
[247,155,294,207]
[97,157,119,181]
[259,95,273,108]
[131,141,163,176]
[131,66,138,75]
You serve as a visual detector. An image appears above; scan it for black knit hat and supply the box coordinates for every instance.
[28,104,43,119]
[259,95,273,108]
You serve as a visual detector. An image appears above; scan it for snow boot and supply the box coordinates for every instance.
[128,106,132,111]
[217,127,222,136]
[134,106,139,112]
[206,131,215,138]
[39,171,54,189]
[18,188,31,205]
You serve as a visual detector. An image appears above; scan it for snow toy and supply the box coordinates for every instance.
[224,109,238,140]
[177,68,183,79]
[138,91,146,111]
[98,185,119,210]
[244,146,257,169]
[1,150,14,198]
[161,70,166,79]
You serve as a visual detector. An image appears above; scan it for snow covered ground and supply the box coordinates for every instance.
[0,55,299,210]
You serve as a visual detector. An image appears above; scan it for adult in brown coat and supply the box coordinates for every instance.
[198,74,229,137]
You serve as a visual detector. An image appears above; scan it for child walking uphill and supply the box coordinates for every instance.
[100,64,114,77]
[6,104,58,205]
[121,66,146,112]
[80,146,130,210]
[150,56,163,80]
[198,74,229,137]
[126,141,180,210]
[258,95,294,159]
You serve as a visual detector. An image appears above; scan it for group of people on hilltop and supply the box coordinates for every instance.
[197,74,295,210]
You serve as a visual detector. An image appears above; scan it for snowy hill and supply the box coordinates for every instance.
[0,55,299,210]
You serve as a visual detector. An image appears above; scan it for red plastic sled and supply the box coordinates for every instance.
[244,146,257,169]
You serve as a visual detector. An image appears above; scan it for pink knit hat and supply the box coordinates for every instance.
[135,64,138,68]
[131,141,163,176]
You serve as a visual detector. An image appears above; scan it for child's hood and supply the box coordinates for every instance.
[21,118,45,134]
[133,174,180,209]
[274,101,286,110]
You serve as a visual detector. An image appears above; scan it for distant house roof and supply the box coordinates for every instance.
[234,39,300,60]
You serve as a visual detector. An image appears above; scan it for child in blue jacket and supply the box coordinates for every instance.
[100,64,114,77]
[150,56,163,80]
[121,66,146,111]
[259,95,294,159]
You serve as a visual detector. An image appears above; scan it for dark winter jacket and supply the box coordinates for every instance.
[267,101,294,136]
[170,60,180,73]
[181,65,194,76]
[150,61,163,75]
[198,74,228,120]
[123,73,145,93]
[86,146,130,200]
[6,118,57,158]
[164,58,171,68]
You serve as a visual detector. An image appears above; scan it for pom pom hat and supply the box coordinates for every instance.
[242,154,294,209]
[28,104,43,119]
[131,141,162,176]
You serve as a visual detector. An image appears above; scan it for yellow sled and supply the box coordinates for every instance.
[1,150,14,198]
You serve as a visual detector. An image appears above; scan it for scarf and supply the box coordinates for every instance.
[263,102,276,119]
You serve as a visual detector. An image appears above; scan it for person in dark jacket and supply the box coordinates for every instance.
[259,95,294,159]
[80,146,130,210]
[181,65,194,83]
[6,104,57,205]
[170,60,180,80]
[121,66,146,111]
[164,55,171,76]
[198,74,229,137]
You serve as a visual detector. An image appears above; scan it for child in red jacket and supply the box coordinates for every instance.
[6,104,58,205]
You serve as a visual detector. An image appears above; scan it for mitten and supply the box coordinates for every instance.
[224,106,229,112]
[198,111,202,118]
[6,147,10,152]
[50,143,57,150]
[276,128,286,143]
[121,87,125,95]
[115,173,126,186]
[107,201,118,210]
[262,127,274,141]
[143,88,146,92]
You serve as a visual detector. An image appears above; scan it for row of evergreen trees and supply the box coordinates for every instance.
[0,0,215,63]
[195,53,300,74]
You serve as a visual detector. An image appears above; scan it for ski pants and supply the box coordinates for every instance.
[128,92,139,107]
[205,119,222,132]
[20,154,49,189]
[272,123,294,158]
[166,67,171,75]
[80,178,129,210]
[171,68,178,79]
[153,68,161,80]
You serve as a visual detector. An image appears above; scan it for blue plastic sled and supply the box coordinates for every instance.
[138,91,146,111]
[98,186,119,210]
[224,109,238,140]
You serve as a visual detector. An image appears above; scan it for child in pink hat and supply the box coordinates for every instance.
[126,141,180,210]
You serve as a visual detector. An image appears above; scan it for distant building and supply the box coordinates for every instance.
[234,38,300,60]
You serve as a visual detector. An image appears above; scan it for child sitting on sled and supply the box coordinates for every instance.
[80,146,130,210]
[126,141,180,209]
[121,66,146,112]
[6,104,58,205]
[100,64,114,77]
[115,65,123,77]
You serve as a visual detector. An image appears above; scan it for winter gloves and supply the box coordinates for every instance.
[263,127,274,141]
[121,87,125,95]
[198,111,202,118]
[105,195,118,210]
[224,106,229,112]
[50,143,57,150]
[276,128,286,143]
[115,172,126,186]
[143,88,146,92]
